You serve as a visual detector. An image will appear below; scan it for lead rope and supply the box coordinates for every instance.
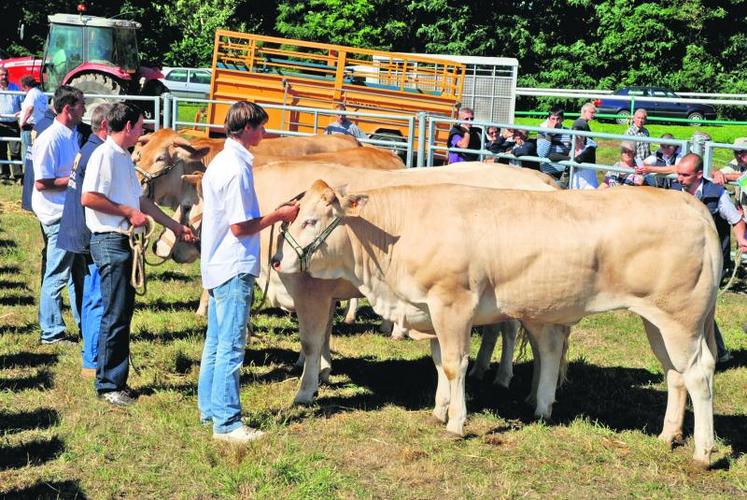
[126,217,157,296]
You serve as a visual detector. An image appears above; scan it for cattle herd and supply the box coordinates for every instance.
[132,129,722,465]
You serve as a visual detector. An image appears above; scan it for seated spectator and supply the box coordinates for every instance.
[447,107,481,164]
[713,137,747,185]
[536,107,571,182]
[325,104,366,139]
[568,132,598,190]
[600,142,644,188]
[484,126,514,164]
[509,129,538,169]
[638,133,682,188]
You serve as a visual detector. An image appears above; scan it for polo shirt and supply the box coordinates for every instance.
[21,86,48,126]
[31,120,80,225]
[82,136,142,233]
[200,137,261,289]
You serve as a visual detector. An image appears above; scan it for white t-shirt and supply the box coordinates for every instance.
[31,120,80,225]
[82,136,143,233]
[200,137,261,290]
[21,87,48,126]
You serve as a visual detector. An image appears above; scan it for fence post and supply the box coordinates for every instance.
[406,116,415,168]
[154,96,161,131]
[427,117,436,167]
[417,112,427,168]
[162,93,172,130]
[702,141,713,178]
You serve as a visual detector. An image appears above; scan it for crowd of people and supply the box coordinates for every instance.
[446,102,747,363]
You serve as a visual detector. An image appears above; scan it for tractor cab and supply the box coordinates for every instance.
[42,13,140,91]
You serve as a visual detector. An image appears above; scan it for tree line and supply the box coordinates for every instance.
[3,0,746,95]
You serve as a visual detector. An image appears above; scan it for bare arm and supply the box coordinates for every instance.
[81,191,146,226]
[139,196,196,242]
[19,106,33,128]
[735,219,747,252]
[230,203,299,238]
[35,176,70,192]
[712,169,741,185]
[455,128,470,149]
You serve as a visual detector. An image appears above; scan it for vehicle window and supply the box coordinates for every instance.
[167,70,188,82]
[651,90,667,97]
[666,91,678,98]
[628,89,645,96]
[190,71,211,84]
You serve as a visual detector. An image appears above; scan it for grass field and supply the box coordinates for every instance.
[2,180,746,498]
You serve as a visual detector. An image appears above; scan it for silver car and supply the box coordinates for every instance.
[158,67,212,98]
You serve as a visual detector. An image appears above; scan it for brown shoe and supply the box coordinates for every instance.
[81,368,96,378]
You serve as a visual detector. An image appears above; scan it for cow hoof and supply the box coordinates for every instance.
[445,420,465,437]
[432,407,448,424]
[692,450,713,469]
[319,367,331,384]
[657,431,684,449]
[493,375,512,389]
[293,394,316,406]
[533,408,552,422]
[467,368,485,381]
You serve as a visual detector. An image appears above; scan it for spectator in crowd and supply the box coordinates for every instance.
[0,66,22,180]
[624,108,651,162]
[600,142,644,188]
[637,133,682,188]
[672,153,747,363]
[568,131,598,190]
[712,137,747,193]
[57,103,111,378]
[197,101,299,442]
[485,126,514,163]
[32,86,86,345]
[81,102,195,406]
[536,107,571,182]
[19,76,49,178]
[325,103,366,139]
[572,102,596,135]
[448,106,481,164]
[509,129,537,169]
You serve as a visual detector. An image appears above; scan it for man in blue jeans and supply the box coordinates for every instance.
[198,101,298,443]
[31,86,86,345]
[57,103,111,378]
[81,102,195,406]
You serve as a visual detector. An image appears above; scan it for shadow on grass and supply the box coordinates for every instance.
[0,265,21,274]
[0,352,58,368]
[0,368,53,391]
[0,279,28,290]
[0,238,17,249]
[0,436,64,471]
[717,347,746,371]
[148,270,194,283]
[0,408,60,433]
[244,346,299,368]
[132,325,205,343]
[0,295,35,306]
[0,480,87,499]
[136,298,202,313]
[0,323,37,336]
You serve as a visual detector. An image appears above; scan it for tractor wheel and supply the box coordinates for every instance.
[67,73,125,122]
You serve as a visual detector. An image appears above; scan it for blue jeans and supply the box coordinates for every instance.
[18,129,32,178]
[81,257,103,369]
[90,232,134,393]
[198,273,254,434]
[39,221,80,342]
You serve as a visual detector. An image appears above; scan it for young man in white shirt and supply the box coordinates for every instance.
[198,101,299,443]
[19,75,49,177]
[32,85,85,345]
[81,102,195,406]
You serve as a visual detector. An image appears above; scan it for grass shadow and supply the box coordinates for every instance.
[0,295,35,306]
[717,347,746,371]
[0,408,60,433]
[0,323,37,336]
[0,238,17,249]
[136,298,202,313]
[148,270,194,283]
[0,265,21,274]
[0,279,28,290]
[0,352,58,368]
[132,325,205,343]
[0,368,53,391]
[244,346,299,367]
[0,480,87,499]
[0,436,64,471]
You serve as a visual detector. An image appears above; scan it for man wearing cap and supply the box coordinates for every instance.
[712,137,747,198]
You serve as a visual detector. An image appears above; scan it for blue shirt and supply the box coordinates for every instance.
[0,83,22,122]
[58,133,105,253]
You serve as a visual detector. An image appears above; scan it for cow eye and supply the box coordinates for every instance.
[155,155,166,163]
[301,218,317,229]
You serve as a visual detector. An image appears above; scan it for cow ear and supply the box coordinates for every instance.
[341,193,368,216]
[321,187,337,206]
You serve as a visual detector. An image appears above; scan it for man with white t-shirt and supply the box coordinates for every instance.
[81,102,196,407]
[19,76,49,178]
[32,85,85,345]
[198,101,299,443]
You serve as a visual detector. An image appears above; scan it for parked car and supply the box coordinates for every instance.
[157,67,212,98]
[594,86,716,125]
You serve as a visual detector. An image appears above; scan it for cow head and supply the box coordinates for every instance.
[272,179,367,277]
[132,128,212,209]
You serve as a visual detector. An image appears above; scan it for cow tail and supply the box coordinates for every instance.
[516,325,530,361]
[557,326,571,388]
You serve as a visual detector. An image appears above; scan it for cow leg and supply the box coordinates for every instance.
[494,320,520,388]
[469,323,499,380]
[525,322,566,420]
[319,300,335,383]
[342,298,358,325]
[196,288,209,317]
[430,339,450,423]
[293,295,335,404]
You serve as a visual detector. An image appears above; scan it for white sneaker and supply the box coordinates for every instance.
[213,425,265,444]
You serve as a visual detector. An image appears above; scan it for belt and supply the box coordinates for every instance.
[21,124,33,131]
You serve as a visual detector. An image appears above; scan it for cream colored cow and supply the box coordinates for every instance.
[273,181,721,464]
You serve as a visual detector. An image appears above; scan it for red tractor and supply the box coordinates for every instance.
[1,13,163,114]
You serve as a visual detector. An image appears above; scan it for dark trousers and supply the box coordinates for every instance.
[90,232,135,393]
[0,121,20,177]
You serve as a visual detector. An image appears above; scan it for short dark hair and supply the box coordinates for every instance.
[548,106,564,118]
[20,75,39,89]
[225,101,268,138]
[107,102,143,133]
[90,103,112,133]
[52,85,84,114]
[681,152,704,173]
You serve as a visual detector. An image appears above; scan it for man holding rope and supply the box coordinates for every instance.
[198,101,298,443]
[81,102,195,406]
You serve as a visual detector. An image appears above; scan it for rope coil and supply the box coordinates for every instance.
[126,217,157,296]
